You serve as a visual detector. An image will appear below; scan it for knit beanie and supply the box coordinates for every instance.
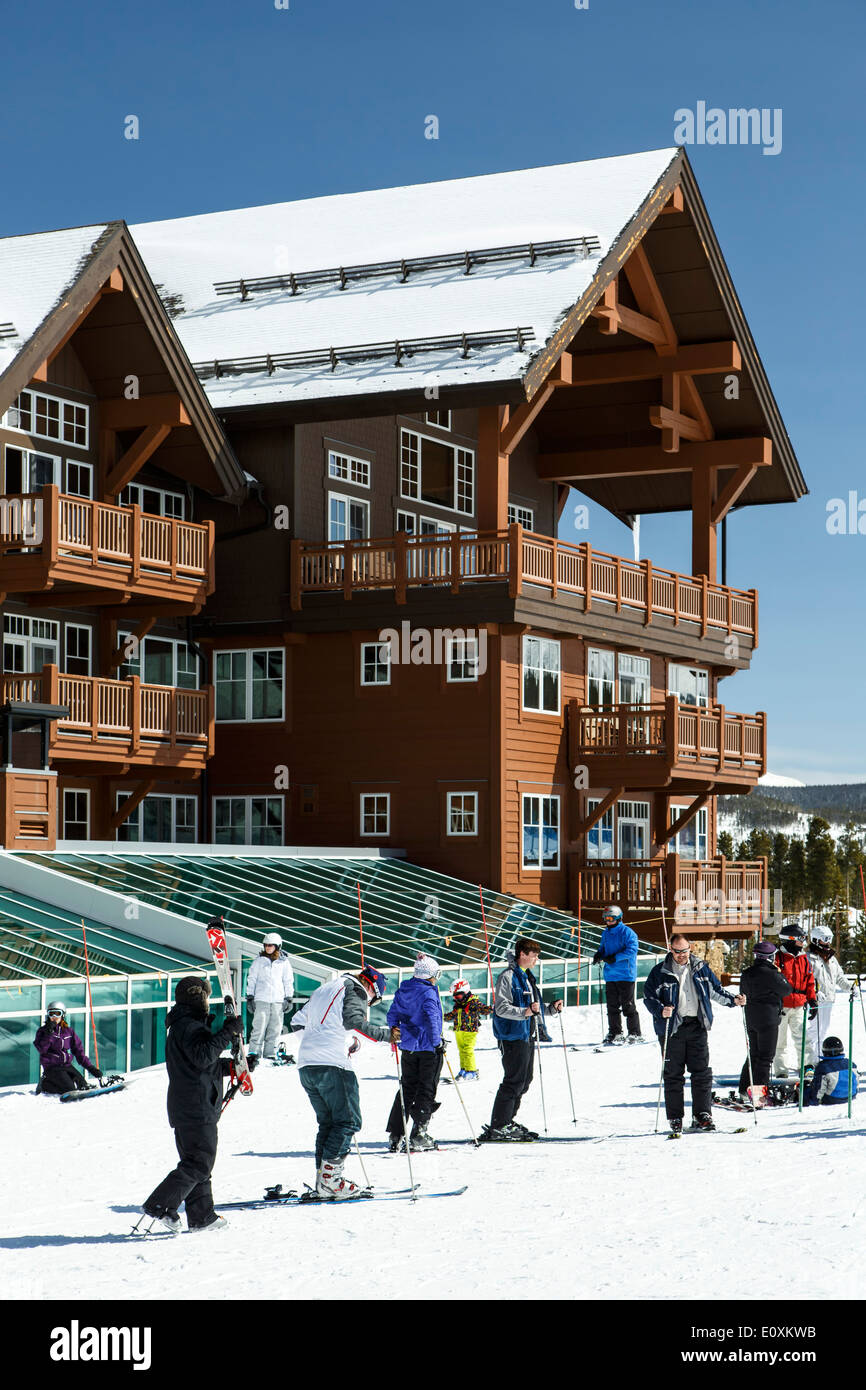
[413,953,440,980]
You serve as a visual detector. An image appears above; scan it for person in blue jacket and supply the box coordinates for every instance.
[479,936,563,1143]
[805,1036,859,1105]
[385,953,444,1151]
[592,905,641,1044]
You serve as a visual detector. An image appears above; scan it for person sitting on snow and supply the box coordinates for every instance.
[805,1036,859,1106]
[34,1002,102,1095]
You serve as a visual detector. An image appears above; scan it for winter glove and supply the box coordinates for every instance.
[282,998,292,1012]
[808,1005,818,1020]
[89,1067,103,1079]
[247,1054,260,1071]
[222,1013,243,1038]
[348,1037,360,1055]
[592,950,603,965]
[246,997,255,1015]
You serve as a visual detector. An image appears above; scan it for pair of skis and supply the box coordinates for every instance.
[219,1181,467,1209]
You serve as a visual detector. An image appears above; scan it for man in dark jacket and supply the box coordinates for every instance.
[643,934,744,1134]
[738,939,790,1105]
[34,1001,103,1094]
[386,954,445,1152]
[480,936,563,1143]
[141,975,243,1234]
[592,906,641,1044]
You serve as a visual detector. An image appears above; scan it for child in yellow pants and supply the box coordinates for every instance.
[443,980,493,1079]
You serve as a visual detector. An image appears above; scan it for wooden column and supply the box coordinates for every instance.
[476,405,509,533]
[691,465,718,581]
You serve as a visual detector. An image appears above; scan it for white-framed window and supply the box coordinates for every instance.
[522,635,560,714]
[2,390,90,449]
[2,445,60,494]
[116,792,198,844]
[447,791,478,836]
[328,451,371,488]
[673,806,709,861]
[618,654,651,704]
[328,491,369,542]
[396,509,417,535]
[522,794,560,870]
[617,800,650,860]
[64,624,92,676]
[668,664,709,708]
[507,502,534,530]
[360,793,390,836]
[360,640,391,686]
[587,649,615,707]
[586,800,615,861]
[425,409,451,429]
[3,615,59,672]
[587,649,650,706]
[447,635,480,683]
[119,633,200,689]
[118,483,185,519]
[65,459,94,498]
[214,648,285,722]
[399,428,474,516]
[62,789,90,841]
[213,796,284,846]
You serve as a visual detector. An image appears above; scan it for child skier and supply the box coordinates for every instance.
[34,1001,103,1094]
[806,926,851,1067]
[443,978,492,1079]
[804,1036,859,1106]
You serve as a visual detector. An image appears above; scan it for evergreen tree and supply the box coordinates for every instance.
[784,839,807,914]
[770,833,788,893]
[843,910,866,976]
[717,830,735,860]
[805,816,842,909]
[837,822,865,910]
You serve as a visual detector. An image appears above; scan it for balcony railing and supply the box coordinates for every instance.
[571,697,766,780]
[575,854,767,926]
[0,665,213,764]
[0,486,214,598]
[290,524,758,642]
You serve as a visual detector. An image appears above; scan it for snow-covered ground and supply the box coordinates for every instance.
[2,1000,864,1303]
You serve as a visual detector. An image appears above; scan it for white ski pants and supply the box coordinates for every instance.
[249,1001,284,1058]
[806,1002,835,1065]
[773,1006,807,1074]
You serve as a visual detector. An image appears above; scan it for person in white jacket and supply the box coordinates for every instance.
[246,934,295,1061]
[806,926,851,1067]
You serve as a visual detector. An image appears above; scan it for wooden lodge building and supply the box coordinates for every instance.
[0,148,806,943]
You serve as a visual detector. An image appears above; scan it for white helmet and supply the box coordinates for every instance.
[262,933,282,948]
[602,906,622,922]
[47,1000,66,1015]
[810,925,833,945]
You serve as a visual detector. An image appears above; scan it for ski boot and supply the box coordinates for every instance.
[478,1123,527,1143]
[668,1118,683,1138]
[190,1214,228,1233]
[462,1070,479,1080]
[409,1124,438,1151]
[387,1133,402,1153]
[626,1034,643,1045]
[602,1033,625,1046]
[690,1112,716,1132]
[747,1084,768,1109]
[455,1069,467,1080]
[511,1121,539,1140]
[317,1159,367,1201]
[141,1203,182,1235]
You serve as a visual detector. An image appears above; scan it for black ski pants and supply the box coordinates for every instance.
[739,1019,781,1093]
[387,1049,443,1134]
[144,1122,218,1228]
[661,1017,712,1120]
[605,980,641,1037]
[491,1039,535,1129]
[39,1065,89,1094]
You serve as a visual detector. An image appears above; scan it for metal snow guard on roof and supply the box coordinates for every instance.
[0,884,209,984]
[16,849,657,974]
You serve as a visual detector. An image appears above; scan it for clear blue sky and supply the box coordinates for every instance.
[3,0,864,781]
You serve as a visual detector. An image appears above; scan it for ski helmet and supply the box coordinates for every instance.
[358,963,387,1001]
[779,920,806,951]
[602,906,623,922]
[822,1036,845,1057]
[46,1001,66,1016]
[262,932,282,948]
[810,925,833,946]
[452,978,470,996]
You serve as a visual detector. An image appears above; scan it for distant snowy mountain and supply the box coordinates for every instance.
[759,772,807,788]
[719,779,866,847]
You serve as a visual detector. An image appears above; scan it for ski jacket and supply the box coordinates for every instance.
[642,953,737,1040]
[292,975,391,1070]
[776,950,817,1009]
[740,959,790,1028]
[33,1022,93,1074]
[492,952,554,1043]
[807,950,849,1003]
[387,978,443,1051]
[164,1002,238,1127]
[597,922,639,983]
[246,950,295,1004]
[443,995,492,1033]
[805,1056,859,1105]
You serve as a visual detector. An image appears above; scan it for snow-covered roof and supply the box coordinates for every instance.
[130,149,679,411]
[0,223,112,377]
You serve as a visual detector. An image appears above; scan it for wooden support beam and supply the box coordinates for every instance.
[679,374,714,442]
[24,589,132,609]
[692,465,718,581]
[108,617,156,671]
[108,778,156,833]
[477,405,510,531]
[100,394,191,430]
[536,436,772,482]
[661,791,713,845]
[660,187,684,214]
[649,404,712,448]
[591,278,670,348]
[622,244,678,357]
[46,270,126,365]
[710,446,772,524]
[565,342,741,387]
[500,352,574,455]
[575,786,625,838]
[103,268,124,294]
[105,424,171,495]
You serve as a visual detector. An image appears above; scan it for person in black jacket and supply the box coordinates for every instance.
[141,975,244,1234]
[738,939,790,1106]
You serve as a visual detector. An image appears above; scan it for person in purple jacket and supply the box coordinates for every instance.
[34,1001,102,1094]
[385,953,444,1152]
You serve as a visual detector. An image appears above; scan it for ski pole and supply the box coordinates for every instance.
[742,1007,758,1126]
[442,1047,479,1147]
[654,1013,671,1134]
[532,1011,548,1134]
[798,1002,808,1113]
[559,1006,577,1125]
[392,1045,417,1202]
[353,1135,372,1190]
[597,962,605,1043]
[848,984,855,1121]
[856,975,866,1039]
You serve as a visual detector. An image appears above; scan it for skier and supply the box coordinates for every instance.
[479,936,563,1143]
[443,978,492,1079]
[643,933,745,1134]
[385,954,445,1151]
[291,962,399,1199]
[806,926,850,1067]
[34,1001,103,1095]
[737,939,790,1106]
[772,920,817,1078]
[804,1036,859,1106]
[245,932,295,1062]
[141,975,244,1234]
[592,905,642,1044]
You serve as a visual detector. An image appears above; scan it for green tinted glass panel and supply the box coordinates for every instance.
[0,984,42,1012]
[92,1011,127,1073]
[0,1015,41,1086]
[90,981,129,1007]
[131,1007,167,1068]
[131,978,169,1004]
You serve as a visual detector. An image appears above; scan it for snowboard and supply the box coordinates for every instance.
[59,1079,127,1103]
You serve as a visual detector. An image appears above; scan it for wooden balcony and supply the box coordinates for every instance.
[0,665,213,769]
[572,853,767,936]
[290,524,758,644]
[568,696,766,793]
[0,486,214,604]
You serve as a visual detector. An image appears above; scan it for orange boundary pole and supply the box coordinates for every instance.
[81,919,100,1070]
[357,882,364,965]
